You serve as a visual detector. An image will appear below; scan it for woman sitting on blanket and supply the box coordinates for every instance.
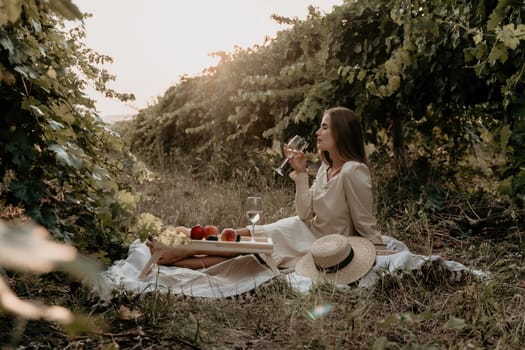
[148,106,385,269]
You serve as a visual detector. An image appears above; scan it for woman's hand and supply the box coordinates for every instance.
[286,147,307,173]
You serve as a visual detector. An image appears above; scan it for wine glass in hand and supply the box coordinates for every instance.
[246,196,262,240]
[273,135,308,176]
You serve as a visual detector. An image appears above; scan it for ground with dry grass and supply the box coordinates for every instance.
[1,169,524,349]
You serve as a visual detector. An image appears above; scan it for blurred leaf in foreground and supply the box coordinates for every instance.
[0,220,77,272]
[0,220,104,326]
[444,316,467,330]
[0,277,73,323]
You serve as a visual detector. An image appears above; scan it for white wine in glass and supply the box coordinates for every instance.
[246,196,262,239]
[273,135,308,176]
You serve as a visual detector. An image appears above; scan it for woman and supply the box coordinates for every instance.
[237,106,383,268]
[150,107,383,268]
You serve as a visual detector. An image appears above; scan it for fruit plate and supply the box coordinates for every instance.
[186,236,274,254]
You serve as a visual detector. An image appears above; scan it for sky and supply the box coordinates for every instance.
[73,0,343,120]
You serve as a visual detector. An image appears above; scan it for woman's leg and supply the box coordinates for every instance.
[147,240,240,267]
[236,227,251,237]
[147,240,194,265]
[173,256,231,269]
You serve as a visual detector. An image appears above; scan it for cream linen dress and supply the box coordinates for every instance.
[253,160,383,269]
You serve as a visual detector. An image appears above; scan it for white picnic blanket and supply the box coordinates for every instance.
[286,236,488,292]
[99,236,487,299]
[99,240,275,299]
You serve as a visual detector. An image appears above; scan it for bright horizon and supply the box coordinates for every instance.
[74,0,343,120]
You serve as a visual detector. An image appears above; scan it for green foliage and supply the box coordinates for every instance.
[122,0,525,207]
[0,0,138,253]
[461,0,525,206]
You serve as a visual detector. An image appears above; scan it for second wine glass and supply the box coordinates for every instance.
[246,196,262,240]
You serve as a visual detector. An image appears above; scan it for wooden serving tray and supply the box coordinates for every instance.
[185,236,273,254]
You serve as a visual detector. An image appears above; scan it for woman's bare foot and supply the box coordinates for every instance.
[236,228,251,237]
[146,239,195,266]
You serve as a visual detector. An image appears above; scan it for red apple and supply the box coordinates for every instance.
[203,225,219,239]
[190,224,205,240]
[220,228,237,242]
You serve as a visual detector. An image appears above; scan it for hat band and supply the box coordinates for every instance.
[314,247,354,273]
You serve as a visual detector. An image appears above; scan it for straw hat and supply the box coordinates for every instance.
[295,234,376,285]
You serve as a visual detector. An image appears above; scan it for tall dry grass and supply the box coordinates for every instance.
[134,168,297,231]
[2,166,523,349]
[117,166,524,349]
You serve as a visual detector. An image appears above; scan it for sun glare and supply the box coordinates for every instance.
[73,0,342,119]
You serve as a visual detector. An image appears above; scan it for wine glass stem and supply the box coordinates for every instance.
[251,223,255,241]
[277,158,289,171]
[274,155,292,175]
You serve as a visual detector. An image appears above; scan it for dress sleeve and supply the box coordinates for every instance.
[289,165,321,221]
[341,163,383,244]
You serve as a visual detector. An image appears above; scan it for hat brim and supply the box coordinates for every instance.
[295,236,376,285]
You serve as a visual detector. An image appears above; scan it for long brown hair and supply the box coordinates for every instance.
[320,107,367,166]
